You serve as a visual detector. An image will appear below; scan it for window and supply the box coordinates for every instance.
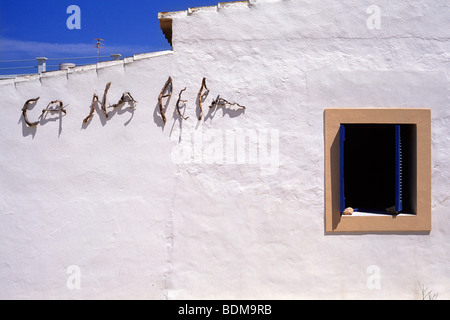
[340,124,416,215]
[324,109,431,233]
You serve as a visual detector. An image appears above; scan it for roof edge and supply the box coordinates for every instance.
[0,50,174,85]
[158,0,252,47]
[158,0,251,20]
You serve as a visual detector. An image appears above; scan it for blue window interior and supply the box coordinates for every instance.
[340,124,415,215]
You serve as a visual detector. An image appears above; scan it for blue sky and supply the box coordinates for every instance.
[0,0,221,75]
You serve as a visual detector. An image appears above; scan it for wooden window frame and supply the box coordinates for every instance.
[324,108,431,234]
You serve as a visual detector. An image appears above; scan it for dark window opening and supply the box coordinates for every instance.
[340,124,416,215]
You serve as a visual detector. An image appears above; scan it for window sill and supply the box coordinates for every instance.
[343,212,414,217]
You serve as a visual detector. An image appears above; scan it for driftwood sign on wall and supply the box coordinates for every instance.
[21,77,245,129]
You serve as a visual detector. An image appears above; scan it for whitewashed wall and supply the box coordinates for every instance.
[0,0,449,299]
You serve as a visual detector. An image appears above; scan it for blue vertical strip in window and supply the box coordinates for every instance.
[395,124,403,212]
[340,124,345,213]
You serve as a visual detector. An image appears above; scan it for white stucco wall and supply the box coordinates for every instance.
[0,0,449,299]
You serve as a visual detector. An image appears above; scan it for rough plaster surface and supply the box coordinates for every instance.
[0,0,449,299]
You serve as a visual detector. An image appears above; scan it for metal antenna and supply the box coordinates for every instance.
[94,38,104,63]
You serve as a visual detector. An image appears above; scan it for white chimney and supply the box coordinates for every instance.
[36,57,47,73]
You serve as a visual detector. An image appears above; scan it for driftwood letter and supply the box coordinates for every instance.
[176,88,189,120]
[38,100,67,120]
[197,78,209,121]
[83,82,111,123]
[22,97,40,127]
[158,76,173,124]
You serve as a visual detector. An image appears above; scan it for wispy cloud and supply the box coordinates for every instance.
[0,37,155,58]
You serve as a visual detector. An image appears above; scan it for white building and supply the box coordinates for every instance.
[0,0,449,299]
